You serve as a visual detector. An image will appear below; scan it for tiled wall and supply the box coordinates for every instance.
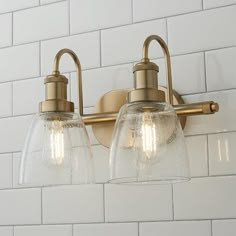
[0,0,235,235]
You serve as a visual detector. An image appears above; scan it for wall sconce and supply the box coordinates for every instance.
[19,35,219,186]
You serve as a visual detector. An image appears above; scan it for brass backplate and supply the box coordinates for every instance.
[92,87,186,148]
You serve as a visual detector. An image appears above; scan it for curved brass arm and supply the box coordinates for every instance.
[53,48,84,115]
[142,35,173,105]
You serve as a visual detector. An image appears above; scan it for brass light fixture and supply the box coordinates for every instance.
[19,35,219,186]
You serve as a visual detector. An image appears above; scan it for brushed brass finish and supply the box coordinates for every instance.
[40,48,83,114]
[141,35,173,105]
[128,61,166,103]
[84,99,219,125]
[128,88,165,103]
[40,74,74,113]
[53,48,84,116]
[175,101,219,116]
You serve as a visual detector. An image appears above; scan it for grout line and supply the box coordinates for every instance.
[211,220,213,236]
[12,225,14,236]
[39,41,42,76]
[185,130,236,138]
[72,224,74,236]
[138,222,140,236]
[165,18,169,45]
[103,184,106,222]
[0,218,233,227]
[131,0,134,23]
[99,30,102,67]
[202,0,204,9]
[171,184,175,220]
[11,81,13,117]
[203,52,208,92]
[11,153,14,188]
[12,0,67,15]
[11,13,13,46]
[206,135,210,176]
[68,0,71,35]
[41,187,43,224]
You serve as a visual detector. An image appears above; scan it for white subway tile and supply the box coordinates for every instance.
[212,219,236,236]
[0,154,12,189]
[0,43,39,82]
[206,47,236,91]
[105,184,172,222]
[0,82,12,117]
[0,115,32,153]
[174,176,236,219]
[204,0,236,9]
[92,145,109,183]
[14,2,68,44]
[0,14,12,48]
[14,225,72,236]
[70,0,132,34]
[74,223,138,236]
[101,19,167,66]
[185,135,208,177]
[140,221,211,236]
[0,188,41,225]
[41,32,100,75]
[155,52,206,95]
[0,227,13,236]
[168,6,236,55]
[133,0,202,22]
[71,64,133,108]
[183,90,236,135]
[13,77,44,115]
[0,0,39,13]
[208,132,236,176]
[42,185,104,224]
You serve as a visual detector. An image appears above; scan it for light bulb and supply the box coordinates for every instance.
[133,111,163,170]
[140,112,157,160]
[50,120,64,165]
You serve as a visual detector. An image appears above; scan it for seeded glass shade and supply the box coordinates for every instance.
[19,112,94,186]
[109,102,190,184]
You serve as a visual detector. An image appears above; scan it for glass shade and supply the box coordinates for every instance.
[19,112,94,186]
[109,102,190,184]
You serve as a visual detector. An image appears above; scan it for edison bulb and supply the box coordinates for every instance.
[140,112,157,160]
[50,120,65,165]
[133,112,162,169]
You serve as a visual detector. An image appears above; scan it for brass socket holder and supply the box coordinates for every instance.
[39,73,74,113]
[128,61,165,103]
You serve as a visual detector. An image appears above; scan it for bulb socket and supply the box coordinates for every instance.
[40,73,74,113]
[128,61,165,103]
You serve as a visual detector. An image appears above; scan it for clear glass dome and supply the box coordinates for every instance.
[109,102,190,184]
[19,112,94,186]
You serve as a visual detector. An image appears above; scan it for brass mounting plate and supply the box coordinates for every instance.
[92,87,186,148]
